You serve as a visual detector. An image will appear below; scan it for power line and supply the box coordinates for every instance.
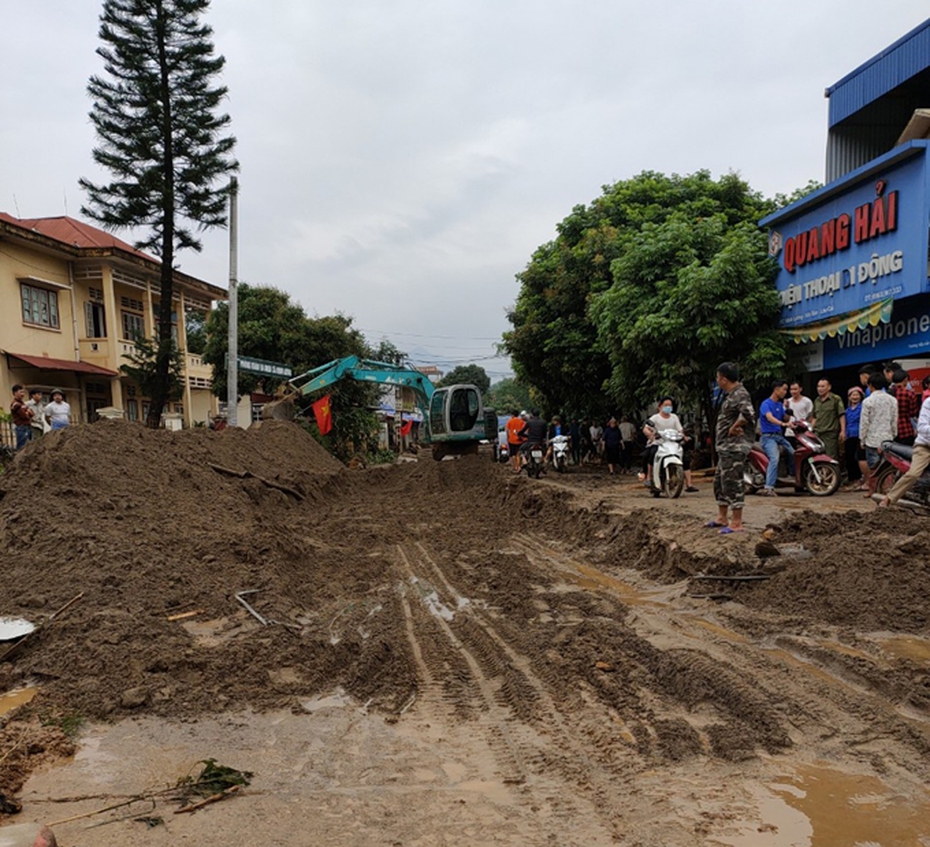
[358,326,504,342]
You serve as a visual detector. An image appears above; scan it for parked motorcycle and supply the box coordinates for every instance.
[494,439,510,463]
[745,420,840,496]
[649,429,685,498]
[550,434,570,473]
[871,441,930,510]
[522,443,545,479]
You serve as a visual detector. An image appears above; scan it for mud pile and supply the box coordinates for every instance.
[0,425,551,725]
[4,424,930,827]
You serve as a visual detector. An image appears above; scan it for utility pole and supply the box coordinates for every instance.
[227,178,238,427]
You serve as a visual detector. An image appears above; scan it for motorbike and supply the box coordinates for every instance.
[745,420,841,496]
[550,434,570,473]
[522,443,546,479]
[871,441,930,510]
[494,439,510,463]
[649,429,685,498]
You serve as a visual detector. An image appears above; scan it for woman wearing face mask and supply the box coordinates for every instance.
[640,397,687,486]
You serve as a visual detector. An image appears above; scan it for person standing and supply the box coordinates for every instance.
[602,417,622,475]
[859,372,897,496]
[810,378,845,463]
[890,369,919,447]
[505,410,525,473]
[589,420,603,460]
[843,386,865,489]
[569,419,582,465]
[709,363,755,534]
[45,389,71,431]
[784,382,813,440]
[759,379,795,496]
[25,388,47,440]
[858,366,875,397]
[618,415,637,474]
[879,393,930,508]
[9,384,34,451]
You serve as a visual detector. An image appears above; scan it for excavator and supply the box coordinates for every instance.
[270,356,497,460]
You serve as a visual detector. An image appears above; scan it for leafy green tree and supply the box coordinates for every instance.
[369,339,407,366]
[590,213,784,430]
[119,335,185,403]
[80,0,237,428]
[203,285,368,398]
[438,364,491,395]
[185,309,207,355]
[486,377,534,413]
[203,284,380,461]
[506,170,786,426]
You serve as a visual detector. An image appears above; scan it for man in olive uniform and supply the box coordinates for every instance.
[810,378,845,462]
[709,362,755,534]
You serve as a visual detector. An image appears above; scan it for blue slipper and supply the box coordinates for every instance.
[705,520,727,528]
[719,526,743,535]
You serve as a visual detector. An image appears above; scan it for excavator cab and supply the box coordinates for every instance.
[429,386,490,459]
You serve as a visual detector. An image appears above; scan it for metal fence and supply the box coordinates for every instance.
[0,420,14,452]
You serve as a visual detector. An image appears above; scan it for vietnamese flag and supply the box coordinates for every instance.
[312,395,333,435]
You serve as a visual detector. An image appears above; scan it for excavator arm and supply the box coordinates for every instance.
[290,356,435,412]
[287,356,496,459]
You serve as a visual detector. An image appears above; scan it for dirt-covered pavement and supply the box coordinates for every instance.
[1,423,929,846]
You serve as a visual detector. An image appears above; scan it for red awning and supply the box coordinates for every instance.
[5,352,119,377]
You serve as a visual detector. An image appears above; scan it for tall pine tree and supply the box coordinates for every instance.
[80,0,237,427]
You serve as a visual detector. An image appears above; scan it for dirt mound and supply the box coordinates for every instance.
[736,508,930,632]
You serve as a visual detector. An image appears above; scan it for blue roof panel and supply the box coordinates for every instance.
[827,18,930,127]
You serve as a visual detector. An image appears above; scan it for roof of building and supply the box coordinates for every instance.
[0,213,154,262]
[826,18,930,127]
[760,139,928,227]
[0,212,226,299]
[5,352,119,377]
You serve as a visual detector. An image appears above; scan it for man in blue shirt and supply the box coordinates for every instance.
[759,379,795,496]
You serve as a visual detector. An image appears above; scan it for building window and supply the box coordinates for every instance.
[127,399,139,421]
[122,311,145,340]
[21,283,60,329]
[85,301,106,338]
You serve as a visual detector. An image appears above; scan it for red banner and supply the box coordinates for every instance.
[312,396,333,436]
[399,419,413,437]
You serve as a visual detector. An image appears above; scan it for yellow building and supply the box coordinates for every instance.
[0,213,224,427]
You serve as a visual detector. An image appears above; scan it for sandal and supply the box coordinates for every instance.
[719,526,744,535]
[705,520,728,528]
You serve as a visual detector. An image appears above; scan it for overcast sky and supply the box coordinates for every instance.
[2,2,928,381]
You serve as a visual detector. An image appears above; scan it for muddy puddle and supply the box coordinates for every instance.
[876,633,930,667]
[0,687,37,718]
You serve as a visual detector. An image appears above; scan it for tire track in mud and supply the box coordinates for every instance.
[397,540,647,841]
[396,544,527,787]
[509,534,794,759]
[510,533,930,775]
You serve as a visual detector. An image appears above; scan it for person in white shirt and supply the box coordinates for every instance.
[25,388,47,438]
[784,381,813,439]
[859,372,897,497]
[879,392,930,507]
[45,389,71,431]
[640,397,685,484]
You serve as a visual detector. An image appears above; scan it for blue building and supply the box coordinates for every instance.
[761,19,930,384]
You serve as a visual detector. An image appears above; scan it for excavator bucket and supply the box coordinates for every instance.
[261,392,297,421]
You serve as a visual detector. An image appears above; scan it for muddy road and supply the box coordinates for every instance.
[1,424,930,845]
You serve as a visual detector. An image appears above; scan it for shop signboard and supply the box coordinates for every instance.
[765,146,930,329]
[821,295,930,368]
